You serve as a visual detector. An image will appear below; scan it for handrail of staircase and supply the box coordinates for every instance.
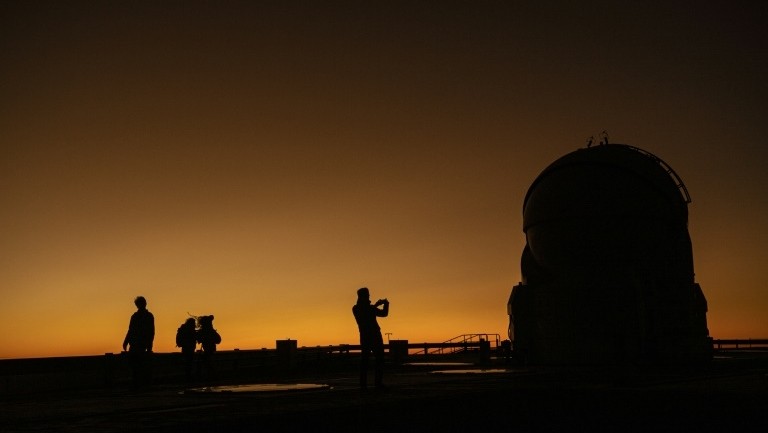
[411,333,501,356]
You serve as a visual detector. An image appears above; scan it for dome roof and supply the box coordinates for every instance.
[521,144,693,277]
[523,144,689,233]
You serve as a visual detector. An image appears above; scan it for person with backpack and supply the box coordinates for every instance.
[176,318,198,382]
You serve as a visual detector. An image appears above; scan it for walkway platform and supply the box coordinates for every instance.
[2,352,767,432]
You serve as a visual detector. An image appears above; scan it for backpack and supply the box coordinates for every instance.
[176,323,196,348]
[175,326,184,348]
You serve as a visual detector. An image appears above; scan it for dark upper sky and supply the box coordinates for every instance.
[2,1,767,358]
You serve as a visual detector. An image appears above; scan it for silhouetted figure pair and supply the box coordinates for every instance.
[352,287,389,390]
[196,315,221,383]
[123,296,155,388]
[176,318,197,382]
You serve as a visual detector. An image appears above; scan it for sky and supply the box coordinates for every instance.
[1,1,767,359]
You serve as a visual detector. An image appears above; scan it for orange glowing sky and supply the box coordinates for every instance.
[2,2,767,359]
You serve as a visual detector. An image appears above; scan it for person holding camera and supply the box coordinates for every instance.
[352,287,389,390]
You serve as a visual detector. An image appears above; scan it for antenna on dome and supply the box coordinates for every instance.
[600,130,609,145]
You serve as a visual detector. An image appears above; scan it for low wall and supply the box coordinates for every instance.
[0,340,506,396]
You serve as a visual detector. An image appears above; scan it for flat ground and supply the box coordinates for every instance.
[2,353,767,432]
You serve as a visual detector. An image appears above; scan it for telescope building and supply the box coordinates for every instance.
[508,143,711,364]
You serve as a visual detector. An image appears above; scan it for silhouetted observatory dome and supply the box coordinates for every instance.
[508,144,711,365]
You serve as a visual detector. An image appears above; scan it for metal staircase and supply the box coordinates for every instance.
[411,333,501,356]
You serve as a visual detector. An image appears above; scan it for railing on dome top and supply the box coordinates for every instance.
[623,144,692,204]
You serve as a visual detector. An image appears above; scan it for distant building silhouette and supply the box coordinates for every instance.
[508,143,711,365]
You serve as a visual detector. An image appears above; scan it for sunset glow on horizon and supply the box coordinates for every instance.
[2,2,767,359]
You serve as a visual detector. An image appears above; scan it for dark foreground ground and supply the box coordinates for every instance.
[2,352,767,433]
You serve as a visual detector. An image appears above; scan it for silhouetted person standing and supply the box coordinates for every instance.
[352,287,389,390]
[196,315,221,383]
[122,296,155,387]
[176,318,198,382]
